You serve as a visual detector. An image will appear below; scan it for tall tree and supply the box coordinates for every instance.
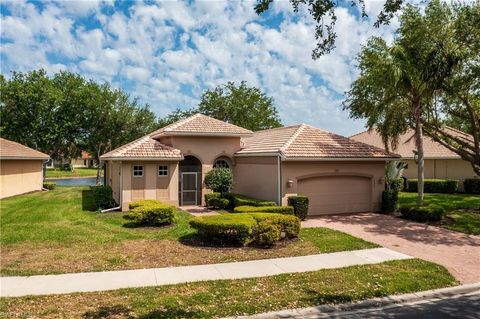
[344,1,460,205]
[255,0,405,59]
[159,81,282,131]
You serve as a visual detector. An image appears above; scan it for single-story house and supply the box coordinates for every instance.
[0,138,50,199]
[100,114,398,215]
[350,127,477,191]
[47,151,96,169]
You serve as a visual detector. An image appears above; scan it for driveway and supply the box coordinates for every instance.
[303,213,480,284]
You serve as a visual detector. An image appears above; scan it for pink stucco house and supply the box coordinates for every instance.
[100,114,398,215]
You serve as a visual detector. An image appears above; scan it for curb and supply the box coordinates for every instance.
[227,283,480,318]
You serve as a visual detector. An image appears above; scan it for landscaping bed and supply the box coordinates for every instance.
[0,259,456,318]
[0,187,377,276]
[398,193,480,235]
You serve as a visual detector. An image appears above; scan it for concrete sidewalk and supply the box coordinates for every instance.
[1,247,410,297]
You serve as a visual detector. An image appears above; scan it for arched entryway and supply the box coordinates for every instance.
[179,155,202,205]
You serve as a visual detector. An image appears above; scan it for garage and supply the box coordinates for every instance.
[298,175,372,215]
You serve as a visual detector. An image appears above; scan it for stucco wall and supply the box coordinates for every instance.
[0,160,44,199]
[281,161,386,212]
[402,159,476,191]
[233,156,279,202]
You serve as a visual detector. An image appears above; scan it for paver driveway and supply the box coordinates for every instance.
[303,213,480,284]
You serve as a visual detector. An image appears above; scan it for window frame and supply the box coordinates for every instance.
[213,159,230,169]
[132,165,144,177]
[158,164,169,177]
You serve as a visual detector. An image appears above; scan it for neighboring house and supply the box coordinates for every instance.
[350,127,477,191]
[0,138,49,199]
[101,114,397,215]
[46,151,96,169]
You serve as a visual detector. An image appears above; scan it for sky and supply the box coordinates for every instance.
[0,0,400,136]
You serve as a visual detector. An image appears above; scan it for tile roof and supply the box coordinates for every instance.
[0,138,49,160]
[350,127,471,159]
[237,124,398,159]
[152,113,253,137]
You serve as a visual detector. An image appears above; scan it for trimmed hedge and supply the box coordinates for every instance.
[406,179,459,193]
[209,197,229,209]
[91,185,116,209]
[233,205,294,215]
[287,196,309,220]
[124,202,176,226]
[382,190,398,213]
[204,192,221,207]
[189,213,301,246]
[399,205,446,222]
[129,199,163,210]
[43,182,56,190]
[464,178,480,194]
[225,193,276,208]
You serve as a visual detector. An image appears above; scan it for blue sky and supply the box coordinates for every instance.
[0,0,399,136]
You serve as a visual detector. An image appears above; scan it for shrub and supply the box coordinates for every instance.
[406,179,459,193]
[43,182,56,190]
[208,197,229,209]
[253,221,280,247]
[382,190,398,213]
[287,196,309,220]
[234,205,294,215]
[124,203,176,226]
[204,168,233,196]
[464,178,480,194]
[399,205,446,222]
[189,214,256,245]
[129,199,163,210]
[250,213,301,238]
[204,192,221,207]
[225,193,277,208]
[91,185,116,209]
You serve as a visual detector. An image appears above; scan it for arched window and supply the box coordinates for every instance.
[213,159,230,169]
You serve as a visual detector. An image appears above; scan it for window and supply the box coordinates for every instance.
[133,165,143,177]
[158,165,168,176]
[213,159,230,169]
[83,160,87,166]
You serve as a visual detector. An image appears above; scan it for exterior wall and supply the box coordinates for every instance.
[71,158,95,168]
[281,161,386,212]
[0,160,44,199]
[233,156,279,202]
[402,159,476,191]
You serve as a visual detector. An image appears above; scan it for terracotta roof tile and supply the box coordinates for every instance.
[100,135,182,160]
[350,127,470,159]
[238,124,397,159]
[0,138,49,160]
[153,113,253,137]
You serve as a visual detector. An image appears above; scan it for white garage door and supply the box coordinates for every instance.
[298,175,372,215]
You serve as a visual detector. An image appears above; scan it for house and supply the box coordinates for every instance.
[350,128,477,191]
[100,114,398,215]
[0,138,49,199]
[46,151,96,169]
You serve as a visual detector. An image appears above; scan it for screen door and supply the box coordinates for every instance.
[181,172,198,205]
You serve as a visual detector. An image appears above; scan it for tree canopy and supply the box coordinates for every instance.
[159,81,282,131]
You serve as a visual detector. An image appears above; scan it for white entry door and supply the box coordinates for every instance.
[181,172,198,205]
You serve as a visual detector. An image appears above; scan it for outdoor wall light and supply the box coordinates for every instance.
[287,179,294,188]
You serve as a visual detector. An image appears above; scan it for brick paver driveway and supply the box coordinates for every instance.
[303,213,480,284]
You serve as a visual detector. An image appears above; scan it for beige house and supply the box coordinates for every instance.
[71,151,96,168]
[101,114,398,215]
[0,138,49,199]
[350,128,477,191]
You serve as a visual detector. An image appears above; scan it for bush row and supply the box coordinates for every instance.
[287,196,309,220]
[189,213,301,247]
[124,199,176,226]
[406,179,458,193]
[399,204,446,222]
[43,182,56,190]
[233,205,294,215]
[91,185,116,209]
[464,178,480,194]
[225,193,277,208]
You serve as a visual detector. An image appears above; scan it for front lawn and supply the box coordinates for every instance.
[46,167,99,178]
[398,192,480,235]
[0,187,377,276]
[0,259,456,318]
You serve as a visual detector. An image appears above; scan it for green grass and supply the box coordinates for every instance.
[0,187,377,275]
[398,192,480,235]
[0,259,456,319]
[45,168,99,178]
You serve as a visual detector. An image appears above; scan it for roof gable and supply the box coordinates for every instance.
[0,138,49,160]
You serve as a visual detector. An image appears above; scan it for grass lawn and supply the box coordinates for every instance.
[0,187,377,276]
[45,167,99,178]
[398,192,480,235]
[0,259,456,318]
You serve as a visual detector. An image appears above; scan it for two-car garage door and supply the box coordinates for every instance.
[298,175,372,215]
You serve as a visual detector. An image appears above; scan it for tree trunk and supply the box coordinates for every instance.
[413,97,424,206]
[96,162,102,186]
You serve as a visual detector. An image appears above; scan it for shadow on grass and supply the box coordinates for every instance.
[83,305,199,319]
[178,232,244,248]
[83,305,134,319]
[82,189,97,211]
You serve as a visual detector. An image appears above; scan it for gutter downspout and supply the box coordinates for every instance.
[277,155,282,205]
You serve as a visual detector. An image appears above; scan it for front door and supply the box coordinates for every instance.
[181,172,198,205]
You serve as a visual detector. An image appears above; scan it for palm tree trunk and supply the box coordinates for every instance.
[414,99,424,206]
